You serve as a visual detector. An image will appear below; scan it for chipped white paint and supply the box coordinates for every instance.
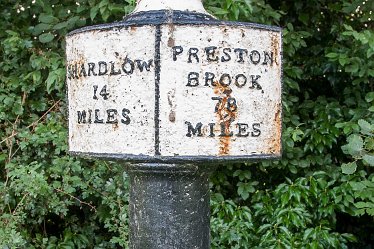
[66,24,282,159]
[66,1,282,160]
[66,27,156,156]
[134,0,209,14]
[159,25,282,157]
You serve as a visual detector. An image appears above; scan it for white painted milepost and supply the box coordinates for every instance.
[66,1,283,248]
[66,0,282,162]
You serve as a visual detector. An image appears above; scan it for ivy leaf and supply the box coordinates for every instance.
[341,162,357,175]
[365,92,374,102]
[53,21,68,30]
[0,153,6,163]
[39,33,54,43]
[32,23,51,35]
[38,13,58,24]
[90,5,100,20]
[342,134,363,156]
[363,155,374,166]
[358,119,373,135]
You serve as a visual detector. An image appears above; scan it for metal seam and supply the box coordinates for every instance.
[154,25,162,155]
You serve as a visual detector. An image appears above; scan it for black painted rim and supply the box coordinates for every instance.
[67,9,281,37]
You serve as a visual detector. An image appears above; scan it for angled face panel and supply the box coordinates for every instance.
[66,26,156,156]
[158,25,282,157]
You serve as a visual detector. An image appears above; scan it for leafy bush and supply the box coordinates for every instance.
[0,0,373,248]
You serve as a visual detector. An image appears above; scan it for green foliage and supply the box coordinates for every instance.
[0,0,373,248]
[208,0,374,248]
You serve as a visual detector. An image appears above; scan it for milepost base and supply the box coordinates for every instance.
[126,163,215,249]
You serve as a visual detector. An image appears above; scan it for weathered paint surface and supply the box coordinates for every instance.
[159,25,282,157]
[66,27,156,156]
[66,22,282,161]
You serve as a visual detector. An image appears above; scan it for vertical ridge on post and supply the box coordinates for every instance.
[127,164,213,249]
[154,25,162,156]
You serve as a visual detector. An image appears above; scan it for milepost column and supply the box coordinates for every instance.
[66,0,282,248]
[127,163,214,249]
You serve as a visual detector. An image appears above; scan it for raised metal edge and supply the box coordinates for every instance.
[125,163,215,174]
[67,10,282,37]
[69,151,281,163]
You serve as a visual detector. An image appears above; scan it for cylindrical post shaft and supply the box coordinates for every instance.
[126,163,214,249]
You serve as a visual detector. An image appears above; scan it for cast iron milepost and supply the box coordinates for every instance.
[66,0,282,248]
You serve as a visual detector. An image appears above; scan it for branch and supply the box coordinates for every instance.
[55,188,97,212]
[0,100,61,145]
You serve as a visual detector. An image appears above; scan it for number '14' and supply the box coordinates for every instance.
[93,85,109,100]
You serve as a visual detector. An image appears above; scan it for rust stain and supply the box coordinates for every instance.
[167,23,176,47]
[168,89,176,123]
[169,111,176,122]
[266,103,282,154]
[270,33,279,66]
[167,37,175,47]
[130,26,137,32]
[213,81,237,156]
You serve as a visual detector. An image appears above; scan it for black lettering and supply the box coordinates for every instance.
[250,50,261,65]
[93,85,98,99]
[236,123,249,137]
[211,97,222,113]
[219,121,234,137]
[187,72,199,87]
[79,63,87,78]
[227,98,237,112]
[219,73,232,87]
[110,62,121,75]
[122,58,134,75]
[250,75,262,90]
[98,61,108,76]
[68,64,78,79]
[135,59,153,72]
[208,123,215,137]
[121,108,131,125]
[94,109,104,123]
[172,46,183,61]
[88,63,97,76]
[251,123,261,137]
[263,51,274,65]
[88,109,92,124]
[221,48,231,62]
[234,48,248,63]
[185,121,203,137]
[99,85,109,100]
[67,65,73,79]
[77,110,86,124]
[205,46,219,62]
[188,48,199,63]
[235,74,247,88]
[106,109,118,124]
[204,72,216,86]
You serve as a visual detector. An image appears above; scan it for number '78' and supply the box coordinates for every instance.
[211,97,238,113]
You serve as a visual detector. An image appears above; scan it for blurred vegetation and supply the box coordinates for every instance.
[0,0,373,248]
